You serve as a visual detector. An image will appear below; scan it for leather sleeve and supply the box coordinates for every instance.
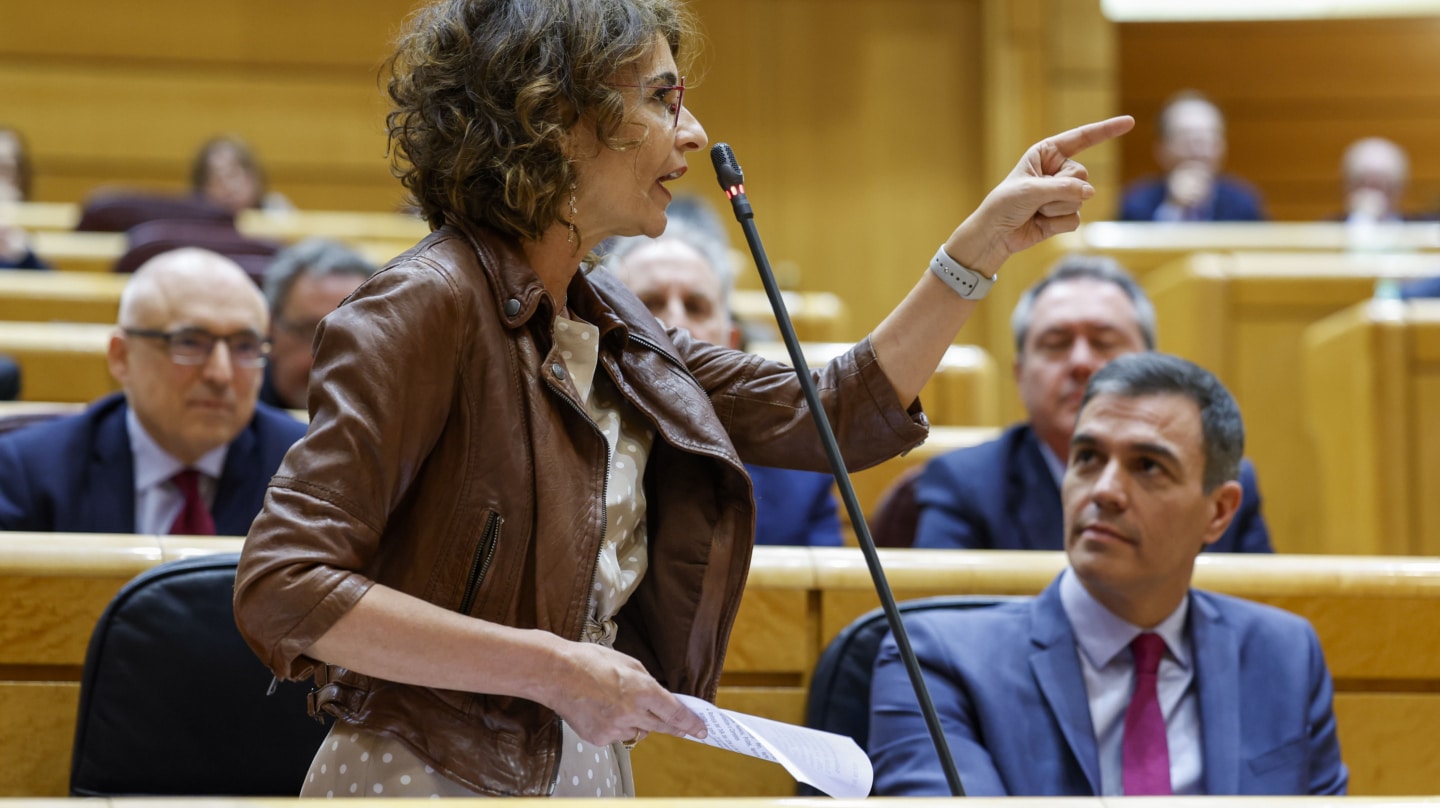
[671,328,929,473]
[234,257,467,680]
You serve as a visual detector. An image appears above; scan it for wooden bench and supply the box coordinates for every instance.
[28,228,413,277]
[1144,251,1440,554]
[748,341,997,428]
[985,222,1440,422]
[732,290,849,344]
[0,271,127,324]
[0,322,116,403]
[1304,299,1440,556]
[4,538,1435,797]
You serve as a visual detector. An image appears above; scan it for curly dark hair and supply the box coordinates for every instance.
[386,0,694,241]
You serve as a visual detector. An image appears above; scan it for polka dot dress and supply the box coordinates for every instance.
[298,313,653,799]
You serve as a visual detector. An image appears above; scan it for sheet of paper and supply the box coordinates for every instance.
[674,693,872,798]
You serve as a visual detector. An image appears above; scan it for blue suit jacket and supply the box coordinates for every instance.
[0,393,305,535]
[746,463,842,546]
[914,424,1272,553]
[869,577,1348,796]
[1118,174,1267,222]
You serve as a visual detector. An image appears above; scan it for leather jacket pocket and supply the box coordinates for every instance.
[459,510,503,616]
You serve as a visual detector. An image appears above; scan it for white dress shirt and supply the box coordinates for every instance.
[1059,568,1203,795]
[127,408,227,534]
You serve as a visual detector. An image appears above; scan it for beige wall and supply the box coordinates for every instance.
[3,0,1120,353]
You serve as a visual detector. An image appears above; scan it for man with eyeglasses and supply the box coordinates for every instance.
[259,238,378,410]
[0,247,306,534]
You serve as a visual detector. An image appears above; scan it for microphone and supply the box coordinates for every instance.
[709,143,967,798]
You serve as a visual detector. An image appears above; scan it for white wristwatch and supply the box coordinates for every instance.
[929,245,997,300]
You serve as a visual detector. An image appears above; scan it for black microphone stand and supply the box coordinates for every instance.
[710,143,966,798]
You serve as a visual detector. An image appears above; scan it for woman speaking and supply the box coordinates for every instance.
[234,0,1131,797]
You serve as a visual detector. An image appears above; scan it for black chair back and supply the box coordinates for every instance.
[70,553,329,796]
[800,594,1020,796]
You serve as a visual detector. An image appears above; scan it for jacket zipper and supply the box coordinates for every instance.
[459,511,503,616]
[626,331,710,398]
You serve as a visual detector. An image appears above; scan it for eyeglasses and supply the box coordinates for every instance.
[611,76,686,129]
[124,327,272,368]
[273,315,322,339]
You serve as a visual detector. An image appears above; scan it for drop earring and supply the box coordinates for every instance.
[567,183,578,246]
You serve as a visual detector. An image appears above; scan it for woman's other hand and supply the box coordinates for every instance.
[540,640,709,747]
[947,115,1135,275]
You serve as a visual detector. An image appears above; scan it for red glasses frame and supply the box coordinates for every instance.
[611,76,686,128]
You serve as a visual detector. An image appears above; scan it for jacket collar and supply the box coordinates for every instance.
[1029,577,1102,794]
[1013,425,1065,549]
[442,218,555,329]
[1190,591,1241,794]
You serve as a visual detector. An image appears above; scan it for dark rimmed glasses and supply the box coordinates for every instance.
[611,76,686,129]
[124,327,272,368]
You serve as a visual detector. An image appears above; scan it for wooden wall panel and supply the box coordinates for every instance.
[1118,18,1440,222]
[679,0,988,338]
[4,0,1121,367]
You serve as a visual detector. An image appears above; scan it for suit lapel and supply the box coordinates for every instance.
[212,418,260,536]
[1028,583,1101,793]
[1191,592,1242,794]
[87,399,137,533]
[1014,427,1064,550]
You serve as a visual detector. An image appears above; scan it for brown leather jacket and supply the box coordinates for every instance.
[233,222,927,796]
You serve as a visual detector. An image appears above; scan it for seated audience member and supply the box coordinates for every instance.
[606,205,843,547]
[260,238,378,410]
[0,125,50,270]
[1119,91,1266,222]
[870,353,1346,797]
[915,256,1270,552]
[191,134,292,215]
[1339,137,1418,223]
[0,247,306,534]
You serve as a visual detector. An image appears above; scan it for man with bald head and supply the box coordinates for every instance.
[1119,91,1266,222]
[0,248,306,534]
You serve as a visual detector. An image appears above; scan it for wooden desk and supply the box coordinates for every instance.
[0,201,79,232]
[1145,251,1440,554]
[748,342,997,428]
[4,540,1435,797]
[987,222,1440,423]
[732,290,849,344]
[0,271,126,324]
[0,322,117,402]
[27,231,127,273]
[1304,299,1440,556]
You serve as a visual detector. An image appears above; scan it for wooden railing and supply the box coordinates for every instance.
[2,538,1435,797]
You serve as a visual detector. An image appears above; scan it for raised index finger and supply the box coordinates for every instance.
[1047,115,1135,161]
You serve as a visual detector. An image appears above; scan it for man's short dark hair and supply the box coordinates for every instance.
[1011,254,1158,353]
[262,238,377,316]
[1080,352,1243,492]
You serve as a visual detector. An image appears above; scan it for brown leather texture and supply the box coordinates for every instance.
[234,222,927,795]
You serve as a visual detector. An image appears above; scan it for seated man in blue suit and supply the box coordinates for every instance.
[1118,91,1265,222]
[606,201,841,546]
[0,247,307,534]
[870,353,1347,796]
[915,255,1271,552]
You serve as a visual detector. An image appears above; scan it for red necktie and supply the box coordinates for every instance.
[1122,632,1172,795]
[169,469,216,536]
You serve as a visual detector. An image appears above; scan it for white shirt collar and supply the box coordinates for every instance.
[1039,439,1067,489]
[1059,566,1191,671]
[126,405,228,489]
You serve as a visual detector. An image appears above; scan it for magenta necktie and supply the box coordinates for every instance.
[1122,632,1172,795]
[169,469,216,536]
